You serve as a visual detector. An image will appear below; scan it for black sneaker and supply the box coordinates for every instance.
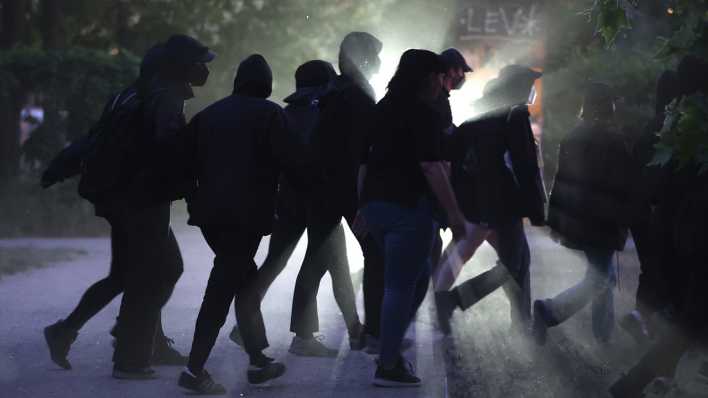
[44,320,77,370]
[247,361,286,385]
[178,369,226,395]
[152,337,188,366]
[373,358,421,388]
[229,326,244,347]
[533,299,554,346]
[435,291,458,335]
[112,365,158,380]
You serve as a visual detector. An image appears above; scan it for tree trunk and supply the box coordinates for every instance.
[40,0,66,49]
[0,0,29,49]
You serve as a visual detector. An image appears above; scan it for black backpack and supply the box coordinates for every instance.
[77,89,148,204]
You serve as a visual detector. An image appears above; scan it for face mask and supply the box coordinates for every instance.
[187,63,210,87]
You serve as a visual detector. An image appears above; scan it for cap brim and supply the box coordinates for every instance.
[462,64,473,72]
[199,50,216,63]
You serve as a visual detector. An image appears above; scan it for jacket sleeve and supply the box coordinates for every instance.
[268,107,311,189]
[505,106,547,225]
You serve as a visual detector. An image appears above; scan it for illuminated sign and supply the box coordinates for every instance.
[457,2,543,41]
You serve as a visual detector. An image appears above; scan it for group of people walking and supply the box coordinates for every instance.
[39,30,707,397]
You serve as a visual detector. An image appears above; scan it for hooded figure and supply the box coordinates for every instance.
[180,54,299,394]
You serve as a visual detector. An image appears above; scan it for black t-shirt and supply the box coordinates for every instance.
[362,93,444,208]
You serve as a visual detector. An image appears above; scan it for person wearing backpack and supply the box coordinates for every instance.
[434,65,546,336]
[42,38,211,376]
[178,54,302,394]
[227,60,363,357]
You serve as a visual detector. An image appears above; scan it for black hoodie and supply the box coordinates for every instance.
[186,55,300,234]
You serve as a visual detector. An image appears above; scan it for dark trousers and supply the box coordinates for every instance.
[111,204,183,368]
[360,234,385,338]
[453,219,532,325]
[63,225,182,342]
[289,211,359,336]
[362,199,436,367]
[188,227,268,372]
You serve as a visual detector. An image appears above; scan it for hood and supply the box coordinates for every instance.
[233,54,273,98]
[284,86,328,105]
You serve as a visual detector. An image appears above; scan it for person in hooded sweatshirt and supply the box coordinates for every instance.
[226,60,362,357]
[178,54,297,394]
[286,32,383,355]
[43,35,212,379]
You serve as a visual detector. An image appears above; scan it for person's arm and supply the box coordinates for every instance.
[420,161,466,240]
[505,107,546,225]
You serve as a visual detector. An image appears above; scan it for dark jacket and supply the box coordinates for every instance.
[547,121,635,251]
[449,105,546,227]
[94,80,192,217]
[311,74,376,221]
[185,94,293,234]
[275,87,327,215]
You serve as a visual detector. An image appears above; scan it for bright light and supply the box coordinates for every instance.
[667,7,675,15]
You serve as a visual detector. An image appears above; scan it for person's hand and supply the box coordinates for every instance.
[351,210,369,240]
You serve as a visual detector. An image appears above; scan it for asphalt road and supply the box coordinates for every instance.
[0,220,645,398]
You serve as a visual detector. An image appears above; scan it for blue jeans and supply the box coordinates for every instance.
[362,199,437,367]
[546,247,617,342]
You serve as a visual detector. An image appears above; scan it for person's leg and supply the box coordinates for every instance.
[64,222,125,331]
[496,220,532,326]
[45,217,126,370]
[289,217,339,338]
[254,214,305,299]
[361,235,385,339]
[378,207,434,368]
[434,222,492,292]
[113,205,171,373]
[543,248,615,325]
[187,228,264,372]
[326,222,361,335]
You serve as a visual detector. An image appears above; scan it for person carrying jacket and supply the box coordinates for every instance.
[435,65,546,335]
[42,36,212,378]
[533,82,635,345]
[178,54,299,394]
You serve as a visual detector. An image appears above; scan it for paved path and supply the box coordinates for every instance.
[0,222,645,397]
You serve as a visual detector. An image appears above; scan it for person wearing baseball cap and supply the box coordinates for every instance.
[435,63,546,338]
[360,48,466,388]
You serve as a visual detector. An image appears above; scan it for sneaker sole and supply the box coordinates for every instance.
[178,373,227,395]
[112,370,159,380]
[247,365,286,385]
[373,377,421,388]
[288,348,338,358]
